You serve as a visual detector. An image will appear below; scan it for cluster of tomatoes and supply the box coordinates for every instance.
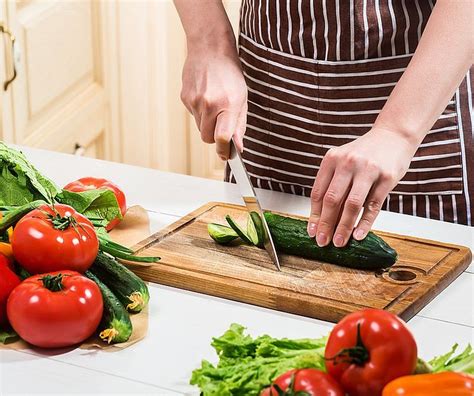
[260,309,473,396]
[0,177,127,348]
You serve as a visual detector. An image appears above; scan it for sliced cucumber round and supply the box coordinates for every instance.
[225,215,253,245]
[208,223,239,244]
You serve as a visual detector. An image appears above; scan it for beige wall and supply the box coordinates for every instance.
[0,0,241,180]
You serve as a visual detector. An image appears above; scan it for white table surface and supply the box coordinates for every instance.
[1,147,473,396]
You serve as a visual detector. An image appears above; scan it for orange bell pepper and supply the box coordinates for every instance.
[0,212,14,261]
[0,242,13,261]
[383,372,474,396]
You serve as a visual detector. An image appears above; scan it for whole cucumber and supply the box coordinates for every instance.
[90,252,150,313]
[264,212,397,270]
[85,271,133,344]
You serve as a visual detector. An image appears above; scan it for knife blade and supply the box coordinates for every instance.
[227,139,281,271]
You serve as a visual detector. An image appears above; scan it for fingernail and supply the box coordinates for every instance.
[317,232,328,247]
[307,222,317,237]
[354,229,365,240]
[334,234,344,247]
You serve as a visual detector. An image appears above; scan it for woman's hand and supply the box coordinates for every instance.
[308,128,418,247]
[181,40,247,160]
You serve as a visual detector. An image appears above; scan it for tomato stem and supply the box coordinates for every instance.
[325,323,370,366]
[40,273,65,292]
[270,373,311,396]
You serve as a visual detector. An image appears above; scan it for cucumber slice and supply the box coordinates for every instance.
[246,213,259,246]
[208,223,239,244]
[249,211,265,248]
[225,215,253,245]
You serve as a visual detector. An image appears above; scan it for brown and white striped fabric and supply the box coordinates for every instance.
[226,0,473,226]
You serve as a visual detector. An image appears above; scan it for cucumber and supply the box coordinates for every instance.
[225,215,253,245]
[85,271,133,344]
[246,213,259,246]
[249,211,265,248]
[264,212,397,270]
[208,223,239,244]
[90,252,150,313]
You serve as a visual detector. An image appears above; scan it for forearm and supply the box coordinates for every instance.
[375,0,473,147]
[174,0,236,51]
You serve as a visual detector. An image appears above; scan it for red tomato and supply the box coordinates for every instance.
[7,271,103,348]
[260,369,345,396]
[63,177,127,231]
[0,255,21,326]
[325,309,417,396]
[12,204,99,274]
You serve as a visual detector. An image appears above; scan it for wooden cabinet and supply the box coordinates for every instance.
[0,0,111,159]
[0,0,241,180]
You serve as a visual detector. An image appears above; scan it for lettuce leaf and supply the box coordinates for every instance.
[0,142,60,205]
[190,324,327,396]
[429,344,474,374]
[57,189,122,227]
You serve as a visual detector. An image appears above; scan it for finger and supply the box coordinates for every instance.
[315,168,352,247]
[192,109,202,133]
[353,180,392,240]
[308,153,336,238]
[199,111,217,145]
[234,103,247,153]
[332,176,374,247]
[214,110,239,160]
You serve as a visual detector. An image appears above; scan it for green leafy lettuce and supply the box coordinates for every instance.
[57,189,122,227]
[0,142,122,230]
[0,142,60,205]
[190,324,327,396]
[428,344,474,374]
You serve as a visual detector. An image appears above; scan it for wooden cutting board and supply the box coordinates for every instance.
[132,202,472,323]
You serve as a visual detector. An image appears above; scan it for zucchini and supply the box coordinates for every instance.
[90,252,150,313]
[208,223,239,244]
[85,271,133,344]
[264,212,397,270]
[225,215,253,245]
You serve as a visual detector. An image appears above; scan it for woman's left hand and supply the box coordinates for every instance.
[308,127,418,247]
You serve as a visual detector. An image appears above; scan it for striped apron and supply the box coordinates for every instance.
[226,0,474,226]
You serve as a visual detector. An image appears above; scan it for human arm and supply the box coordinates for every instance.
[174,0,247,160]
[308,0,474,247]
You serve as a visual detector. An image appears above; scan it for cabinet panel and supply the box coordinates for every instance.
[20,1,93,117]
[3,0,109,158]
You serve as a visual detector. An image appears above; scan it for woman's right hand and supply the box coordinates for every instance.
[180,39,248,161]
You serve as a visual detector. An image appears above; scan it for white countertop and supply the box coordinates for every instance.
[1,147,473,396]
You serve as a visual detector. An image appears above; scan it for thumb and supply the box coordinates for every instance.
[214,110,239,161]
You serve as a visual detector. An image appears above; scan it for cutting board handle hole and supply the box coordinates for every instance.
[388,270,417,282]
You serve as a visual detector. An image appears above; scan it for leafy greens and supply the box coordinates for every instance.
[190,323,327,396]
[191,323,474,396]
[0,142,60,205]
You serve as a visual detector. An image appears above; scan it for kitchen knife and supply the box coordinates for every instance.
[227,139,281,271]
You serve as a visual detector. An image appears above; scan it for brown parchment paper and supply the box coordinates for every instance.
[0,206,152,352]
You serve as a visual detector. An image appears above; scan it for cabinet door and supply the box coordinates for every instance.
[3,0,109,158]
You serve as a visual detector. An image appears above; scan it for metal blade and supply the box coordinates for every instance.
[228,139,281,271]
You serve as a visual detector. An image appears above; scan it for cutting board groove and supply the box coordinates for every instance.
[132,202,471,322]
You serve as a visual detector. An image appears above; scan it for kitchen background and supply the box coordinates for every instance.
[0,0,240,180]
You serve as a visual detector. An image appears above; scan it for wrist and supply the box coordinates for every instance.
[373,116,426,151]
[369,124,421,155]
[186,27,236,55]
